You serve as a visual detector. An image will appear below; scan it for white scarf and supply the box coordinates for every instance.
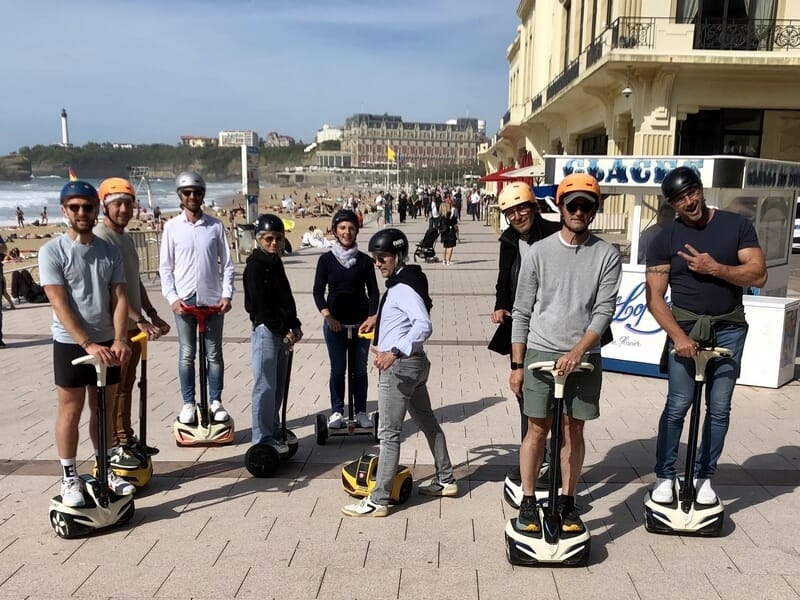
[330,239,359,269]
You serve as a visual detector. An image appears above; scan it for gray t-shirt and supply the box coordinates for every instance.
[38,234,125,344]
[511,232,621,353]
[94,223,141,327]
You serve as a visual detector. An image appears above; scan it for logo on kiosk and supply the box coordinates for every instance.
[614,282,667,336]
[557,157,708,187]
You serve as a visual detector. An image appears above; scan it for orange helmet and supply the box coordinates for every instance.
[98,177,135,206]
[497,182,535,212]
[555,173,601,206]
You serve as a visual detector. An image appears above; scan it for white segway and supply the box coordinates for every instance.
[245,340,299,477]
[173,305,235,446]
[49,355,135,538]
[644,347,731,536]
[314,325,378,445]
[505,361,594,566]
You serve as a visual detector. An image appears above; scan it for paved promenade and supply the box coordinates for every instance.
[1,215,800,599]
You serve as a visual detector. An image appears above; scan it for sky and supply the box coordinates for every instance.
[0,0,519,154]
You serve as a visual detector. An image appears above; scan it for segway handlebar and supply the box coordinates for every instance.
[182,305,221,333]
[71,354,108,387]
[670,347,732,383]
[528,360,594,399]
[130,331,148,360]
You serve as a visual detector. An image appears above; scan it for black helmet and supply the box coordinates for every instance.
[368,228,408,260]
[331,209,359,232]
[255,214,285,235]
[661,167,702,202]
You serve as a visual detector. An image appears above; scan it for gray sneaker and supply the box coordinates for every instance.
[418,479,458,497]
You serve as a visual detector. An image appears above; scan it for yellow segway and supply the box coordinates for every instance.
[341,453,413,504]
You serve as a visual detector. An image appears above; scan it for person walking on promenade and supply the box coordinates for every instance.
[440,193,459,265]
[646,167,766,505]
[469,186,482,221]
[38,180,135,507]
[95,178,170,463]
[244,214,303,449]
[398,191,408,224]
[510,173,621,534]
[375,192,385,227]
[159,171,235,426]
[490,182,560,468]
[342,228,457,517]
[313,209,378,430]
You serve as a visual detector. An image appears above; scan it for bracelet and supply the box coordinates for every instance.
[80,339,92,349]
[510,361,524,370]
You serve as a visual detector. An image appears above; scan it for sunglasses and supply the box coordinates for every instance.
[565,201,596,214]
[373,254,393,265]
[261,234,284,244]
[669,187,702,206]
[64,203,96,214]
[504,205,532,219]
[180,189,204,198]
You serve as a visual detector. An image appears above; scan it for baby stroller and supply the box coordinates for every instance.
[414,226,439,263]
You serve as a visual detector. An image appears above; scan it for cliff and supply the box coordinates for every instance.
[0,154,32,180]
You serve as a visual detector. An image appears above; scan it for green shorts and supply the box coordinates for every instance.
[522,349,602,421]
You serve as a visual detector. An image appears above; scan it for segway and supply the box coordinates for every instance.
[173,305,235,446]
[315,325,378,445]
[101,332,156,488]
[644,347,731,536]
[49,355,135,538]
[503,461,555,509]
[341,453,413,504]
[505,361,594,566]
[245,340,300,477]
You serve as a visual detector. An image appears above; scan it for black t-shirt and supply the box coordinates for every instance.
[646,209,760,315]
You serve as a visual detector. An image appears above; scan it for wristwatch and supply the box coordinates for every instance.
[510,362,524,370]
[390,347,403,358]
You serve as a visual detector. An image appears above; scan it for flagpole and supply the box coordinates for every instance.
[386,142,390,190]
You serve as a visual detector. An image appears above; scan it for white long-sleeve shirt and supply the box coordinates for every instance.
[159,211,235,306]
[376,282,432,357]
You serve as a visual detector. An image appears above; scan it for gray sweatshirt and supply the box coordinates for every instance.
[511,232,621,354]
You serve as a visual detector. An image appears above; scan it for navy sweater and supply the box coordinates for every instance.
[313,251,379,325]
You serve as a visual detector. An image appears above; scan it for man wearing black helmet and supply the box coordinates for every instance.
[244,214,303,451]
[646,166,767,505]
[313,209,379,430]
[342,228,456,517]
[159,171,236,427]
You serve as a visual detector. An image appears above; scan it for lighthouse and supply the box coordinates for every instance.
[60,108,72,148]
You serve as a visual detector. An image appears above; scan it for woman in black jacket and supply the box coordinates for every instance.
[313,209,379,430]
[244,214,303,450]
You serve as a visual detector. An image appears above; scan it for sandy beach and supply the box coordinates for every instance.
[0,183,378,277]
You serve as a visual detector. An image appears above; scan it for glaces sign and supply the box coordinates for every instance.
[552,157,714,187]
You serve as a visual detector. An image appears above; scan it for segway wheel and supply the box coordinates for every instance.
[371,411,380,443]
[116,499,136,526]
[397,475,413,504]
[245,443,280,478]
[285,430,299,459]
[315,414,328,445]
[50,510,79,539]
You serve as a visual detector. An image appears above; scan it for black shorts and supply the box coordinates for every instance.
[53,340,121,388]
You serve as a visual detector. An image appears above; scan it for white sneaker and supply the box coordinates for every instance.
[341,496,389,517]
[60,478,85,507]
[179,403,197,424]
[652,477,674,503]
[107,470,136,496]
[356,412,373,429]
[210,401,230,422]
[418,479,459,497]
[328,411,344,429]
[694,478,717,504]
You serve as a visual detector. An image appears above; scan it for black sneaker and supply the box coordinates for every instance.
[516,495,541,533]
[558,495,585,533]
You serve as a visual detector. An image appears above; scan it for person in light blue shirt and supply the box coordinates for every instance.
[341,228,456,518]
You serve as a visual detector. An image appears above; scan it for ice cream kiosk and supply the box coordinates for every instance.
[543,155,800,388]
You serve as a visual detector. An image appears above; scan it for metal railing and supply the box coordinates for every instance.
[695,19,800,51]
[531,93,542,112]
[611,17,657,50]
[545,58,580,100]
[128,230,162,280]
[501,110,511,127]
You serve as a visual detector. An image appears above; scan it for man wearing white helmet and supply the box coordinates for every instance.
[159,171,235,426]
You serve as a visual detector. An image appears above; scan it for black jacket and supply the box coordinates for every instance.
[243,249,301,336]
[494,215,561,312]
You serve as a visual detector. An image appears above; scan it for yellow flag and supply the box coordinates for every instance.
[387,146,396,162]
[68,167,77,181]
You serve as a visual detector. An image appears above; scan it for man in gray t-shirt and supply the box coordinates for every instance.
[510,173,621,534]
[38,180,134,508]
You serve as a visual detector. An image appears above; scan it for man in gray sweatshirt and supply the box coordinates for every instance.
[509,172,621,534]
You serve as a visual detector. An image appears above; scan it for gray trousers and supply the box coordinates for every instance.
[371,353,454,504]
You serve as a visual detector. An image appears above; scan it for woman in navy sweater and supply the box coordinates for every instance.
[313,209,379,429]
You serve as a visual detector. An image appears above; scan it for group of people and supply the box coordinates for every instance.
[38,165,766,532]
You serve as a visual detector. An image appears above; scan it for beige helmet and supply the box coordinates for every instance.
[498,182,534,212]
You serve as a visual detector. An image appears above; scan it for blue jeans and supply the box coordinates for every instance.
[323,321,369,415]
[173,295,225,406]
[655,324,748,479]
[371,353,453,505]
[250,325,289,445]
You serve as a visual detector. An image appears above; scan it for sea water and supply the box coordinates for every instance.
[0,177,239,227]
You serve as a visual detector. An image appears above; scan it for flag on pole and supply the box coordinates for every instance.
[387,146,396,162]
[68,167,77,181]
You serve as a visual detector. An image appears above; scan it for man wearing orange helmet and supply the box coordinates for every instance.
[509,173,621,534]
[94,178,172,465]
